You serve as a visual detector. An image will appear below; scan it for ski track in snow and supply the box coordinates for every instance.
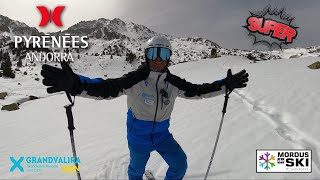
[94,152,130,180]
[233,90,320,172]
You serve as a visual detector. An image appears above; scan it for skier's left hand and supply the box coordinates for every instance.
[224,69,249,92]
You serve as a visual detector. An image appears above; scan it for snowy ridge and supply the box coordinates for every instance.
[1,14,320,64]
[220,45,320,61]
[0,15,41,46]
[0,15,219,64]
[57,17,220,64]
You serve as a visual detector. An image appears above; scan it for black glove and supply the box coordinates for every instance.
[41,62,81,94]
[224,69,249,92]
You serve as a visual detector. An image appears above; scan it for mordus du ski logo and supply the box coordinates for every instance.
[256,150,312,173]
[243,5,298,50]
[258,152,276,170]
[37,6,65,27]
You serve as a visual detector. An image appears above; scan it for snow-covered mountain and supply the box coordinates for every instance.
[58,18,160,41]
[0,15,220,64]
[1,14,320,64]
[0,15,41,47]
[53,17,220,63]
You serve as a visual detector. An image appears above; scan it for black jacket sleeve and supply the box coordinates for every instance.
[165,72,225,98]
[75,64,150,99]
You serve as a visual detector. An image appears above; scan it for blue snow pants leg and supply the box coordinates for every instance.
[128,135,188,180]
[156,135,188,180]
[127,143,151,180]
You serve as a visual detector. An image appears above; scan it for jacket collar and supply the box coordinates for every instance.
[148,68,169,83]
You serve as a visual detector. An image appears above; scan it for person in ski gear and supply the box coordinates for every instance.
[41,36,249,180]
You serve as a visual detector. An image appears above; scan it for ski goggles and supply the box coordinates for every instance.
[146,47,171,61]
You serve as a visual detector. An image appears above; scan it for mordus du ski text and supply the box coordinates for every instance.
[14,34,89,62]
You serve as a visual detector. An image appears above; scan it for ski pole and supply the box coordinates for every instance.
[65,92,81,180]
[204,84,232,180]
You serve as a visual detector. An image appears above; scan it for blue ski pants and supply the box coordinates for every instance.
[127,134,188,180]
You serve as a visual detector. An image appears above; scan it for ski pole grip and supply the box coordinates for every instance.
[222,95,228,113]
[65,104,75,131]
[222,87,230,113]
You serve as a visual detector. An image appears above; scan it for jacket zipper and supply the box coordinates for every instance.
[161,95,164,110]
[150,74,162,144]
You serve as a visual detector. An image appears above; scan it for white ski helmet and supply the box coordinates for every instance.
[145,36,172,51]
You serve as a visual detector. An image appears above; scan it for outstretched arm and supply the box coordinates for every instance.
[165,69,248,99]
[76,66,150,100]
[166,73,226,99]
[41,63,150,100]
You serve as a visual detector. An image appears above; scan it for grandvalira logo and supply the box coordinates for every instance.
[243,5,298,50]
[256,150,312,173]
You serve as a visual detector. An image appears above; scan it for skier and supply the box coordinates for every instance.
[41,36,249,180]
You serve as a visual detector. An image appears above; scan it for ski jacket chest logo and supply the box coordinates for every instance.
[141,92,155,106]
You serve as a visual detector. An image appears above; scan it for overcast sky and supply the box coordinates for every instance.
[0,0,319,50]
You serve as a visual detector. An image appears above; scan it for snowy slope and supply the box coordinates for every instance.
[0,55,320,179]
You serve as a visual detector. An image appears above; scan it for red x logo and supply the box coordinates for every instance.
[37,6,65,27]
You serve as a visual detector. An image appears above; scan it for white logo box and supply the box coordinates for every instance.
[256,150,312,173]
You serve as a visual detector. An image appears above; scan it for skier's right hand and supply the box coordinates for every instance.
[41,62,81,94]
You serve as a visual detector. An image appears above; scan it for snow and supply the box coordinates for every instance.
[0,55,320,179]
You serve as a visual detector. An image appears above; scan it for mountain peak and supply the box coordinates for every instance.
[97,18,110,23]
[111,18,125,23]
[0,14,40,36]
[109,18,126,29]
